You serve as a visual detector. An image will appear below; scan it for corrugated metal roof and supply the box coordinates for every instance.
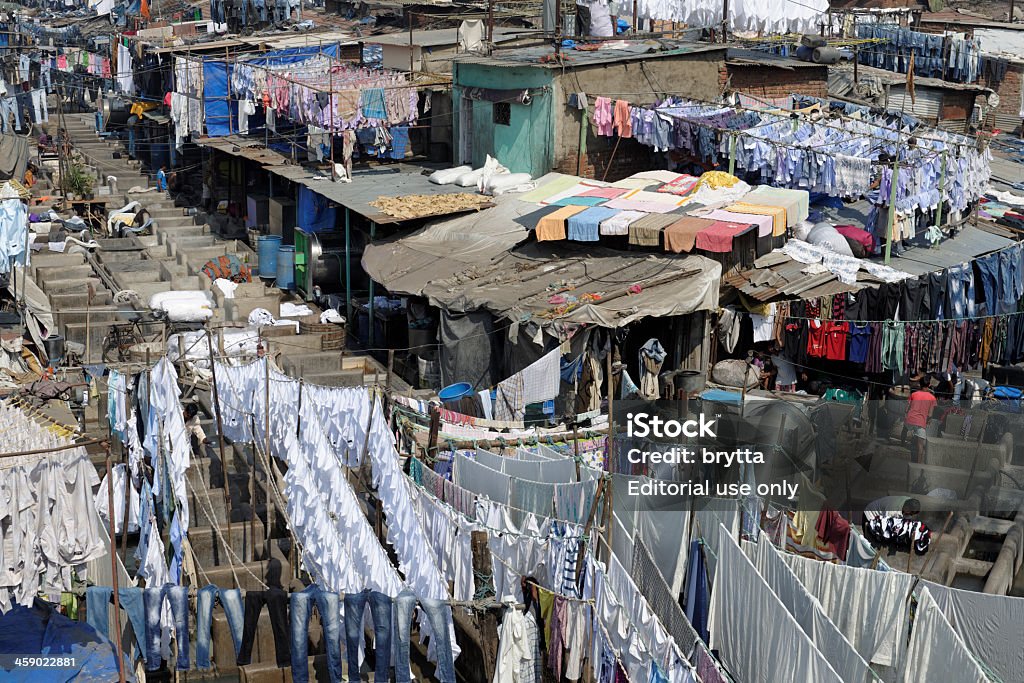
[454,41,724,69]
[729,223,1015,303]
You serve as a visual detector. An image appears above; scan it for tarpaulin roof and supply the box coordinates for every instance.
[422,243,721,328]
[360,180,558,294]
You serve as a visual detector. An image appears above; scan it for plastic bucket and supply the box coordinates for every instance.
[257,235,283,278]
[276,246,295,290]
[439,382,473,404]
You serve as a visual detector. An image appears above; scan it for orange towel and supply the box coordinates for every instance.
[536,205,587,241]
[613,100,632,138]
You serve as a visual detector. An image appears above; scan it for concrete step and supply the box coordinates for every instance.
[49,290,112,309]
[240,656,338,683]
[201,558,290,592]
[280,352,343,378]
[35,264,96,287]
[189,520,268,567]
[43,277,105,297]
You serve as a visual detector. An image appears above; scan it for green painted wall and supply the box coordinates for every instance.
[452,62,554,178]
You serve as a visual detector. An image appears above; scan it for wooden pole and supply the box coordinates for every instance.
[574,477,606,585]
[408,12,415,74]
[105,446,127,683]
[206,331,233,538]
[470,530,499,682]
[386,349,394,391]
[600,473,614,563]
[426,403,441,461]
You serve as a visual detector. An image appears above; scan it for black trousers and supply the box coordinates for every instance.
[237,588,290,667]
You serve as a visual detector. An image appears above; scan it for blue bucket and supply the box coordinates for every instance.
[257,235,283,278]
[439,382,473,404]
[276,246,295,290]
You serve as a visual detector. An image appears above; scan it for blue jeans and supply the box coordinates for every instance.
[977,253,999,316]
[291,585,343,683]
[393,589,417,683]
[344,590,392,682]
[394,590,457,683]
[194,585,246,670]
[418,597,457,683]
[144,584,189,671]
[86,586,112,639]
[118,588,147,658]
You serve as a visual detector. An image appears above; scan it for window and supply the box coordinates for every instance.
[493,102,511,126]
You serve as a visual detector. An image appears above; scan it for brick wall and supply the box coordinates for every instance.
[723,64,829,99]
[981,63,1023,133]
[554,130,658,182]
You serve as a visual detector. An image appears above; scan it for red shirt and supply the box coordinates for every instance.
[806,320,826,358]
[905,390,936,427]
[824,321,849,361]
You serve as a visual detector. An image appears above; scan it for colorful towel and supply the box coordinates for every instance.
[702,209,774,237]
[599,210,646,236]
[521,175,580,203]
[695,220,756,252]
[628,213,679,247]
[663,216,716,253]
[567,207,619,242]
[727,202,787,236]
[744,186,809,226]
[604,190,686,214]
[536,205,587,241]
[656,174,700,196]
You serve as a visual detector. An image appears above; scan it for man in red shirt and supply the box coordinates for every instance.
[905,378,937,463]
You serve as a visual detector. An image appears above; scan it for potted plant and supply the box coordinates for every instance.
[62,161,95,200]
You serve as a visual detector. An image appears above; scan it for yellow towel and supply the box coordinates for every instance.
[727,202,787,237]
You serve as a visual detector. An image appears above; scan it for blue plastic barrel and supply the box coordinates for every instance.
[439,382,473,404]
[276,246,295,290]
[257,235,282,278]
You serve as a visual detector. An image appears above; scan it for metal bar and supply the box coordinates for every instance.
[368,221,377,349]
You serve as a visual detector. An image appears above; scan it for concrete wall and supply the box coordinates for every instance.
[550,50,725,179]
[452,62,554,176]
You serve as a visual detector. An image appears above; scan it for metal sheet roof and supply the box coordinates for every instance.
[264,162,489,223]
[454,41,724,69]
[194,136,291,165]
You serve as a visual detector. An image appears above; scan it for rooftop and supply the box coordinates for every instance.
[454,40,725,69]
[919,10,1024,30]
[726,48,828,69]
[264,161,492,223]
[365,27,539,48]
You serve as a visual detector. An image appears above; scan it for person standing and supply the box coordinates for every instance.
[156,165,168,192]
[905,378,936,463]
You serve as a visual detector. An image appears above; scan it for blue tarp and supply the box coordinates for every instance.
[0,599,132,682]
[241,44,339,66]
[298,185,337,234]
[203,59,236,137]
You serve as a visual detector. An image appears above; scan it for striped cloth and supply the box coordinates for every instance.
[727,201,787,236]
[628,213,680,247]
